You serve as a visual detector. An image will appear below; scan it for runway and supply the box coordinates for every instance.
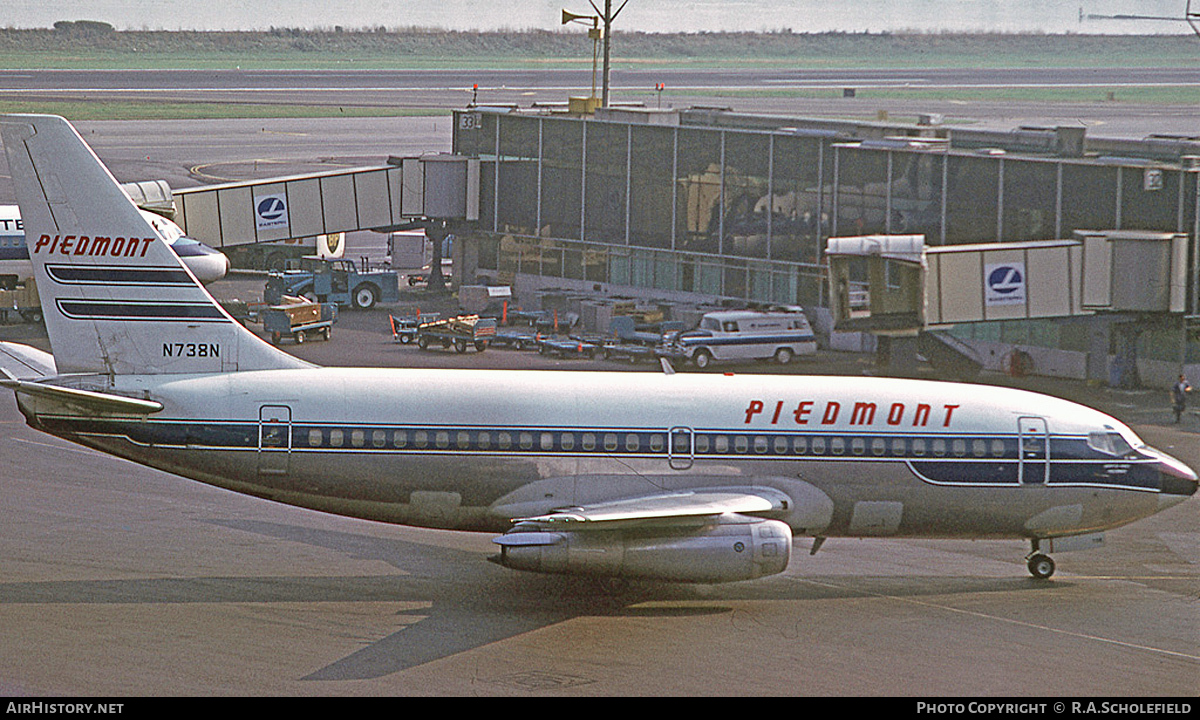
[0,67,1197,696]
[0,66,1197,137]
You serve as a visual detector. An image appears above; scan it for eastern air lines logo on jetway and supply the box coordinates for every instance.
[984,262,1026,307]
[255,193,289,231]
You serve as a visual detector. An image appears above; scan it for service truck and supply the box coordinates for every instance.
[659,309,817,369]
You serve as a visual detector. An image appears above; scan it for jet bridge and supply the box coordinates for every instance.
[827,232,1190,380]
[172,155,480,251]
[828,232,1188,330]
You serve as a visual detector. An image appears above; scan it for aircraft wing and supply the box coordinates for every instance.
[514,487,791,528]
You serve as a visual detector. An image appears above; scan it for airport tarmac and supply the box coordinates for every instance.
[0,289,1196,696]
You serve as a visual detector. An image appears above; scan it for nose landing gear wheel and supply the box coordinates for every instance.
[1027,553,1055,579]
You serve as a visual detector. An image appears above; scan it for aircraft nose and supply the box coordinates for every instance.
[1145,446,1198,498]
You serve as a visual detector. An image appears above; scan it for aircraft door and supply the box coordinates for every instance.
[258,404,292,475]
[668,426,694,470]
[1018,416,1048,485]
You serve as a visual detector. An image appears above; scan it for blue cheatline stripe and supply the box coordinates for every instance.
[37,414,1165,493]
[55,300,227,321]
[680,333,816,347]
[46,264,194,286]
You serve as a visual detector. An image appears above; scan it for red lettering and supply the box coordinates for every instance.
[59,235,74,255]
[73,236,89,255]
[744,400,764,424]
[48,235,60,253]
[913,403,931,427]
[822,401,840,425]
[850,402,876,425]
[139,237,154,256]
[770,400,784,424]
[793,401,813,425]
[34,234,51,253]
[887,403,905,425]
[90,236,110,255]
[110,237,125,255]
[942,404,960,427]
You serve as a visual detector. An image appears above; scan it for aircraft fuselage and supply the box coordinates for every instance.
[17,367,1192,539]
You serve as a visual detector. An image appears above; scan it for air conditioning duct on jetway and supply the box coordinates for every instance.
[492,515,792,583]
[119,179,175,218]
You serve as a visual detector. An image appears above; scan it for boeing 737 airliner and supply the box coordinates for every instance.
[0,115,1194,583]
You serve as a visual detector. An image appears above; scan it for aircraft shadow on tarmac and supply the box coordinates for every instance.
[0,518,1066,681]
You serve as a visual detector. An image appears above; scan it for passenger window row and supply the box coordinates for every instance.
[298,426,1015,459]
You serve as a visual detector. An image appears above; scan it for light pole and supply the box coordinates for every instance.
[563,0,630,107]
[561,9,600,102]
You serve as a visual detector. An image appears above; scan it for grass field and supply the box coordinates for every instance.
[2,28,1197,70]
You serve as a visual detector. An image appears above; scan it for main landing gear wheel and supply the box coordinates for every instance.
[1027,553,1055,579]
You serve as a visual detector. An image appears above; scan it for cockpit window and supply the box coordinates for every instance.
[1087,431,1134,457]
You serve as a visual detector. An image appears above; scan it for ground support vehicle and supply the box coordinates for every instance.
[658,309,817,369]
[265,257,400,310]
[477,301,543,327]
[600,341,658,363]
[609,316,684,347]
[262,299,337,345]
[0,281,41,324]
[537,335,601,359]
[390,313,440,344]
[416,315,497,353]
[490,328,539,350]
[477,302,578,333]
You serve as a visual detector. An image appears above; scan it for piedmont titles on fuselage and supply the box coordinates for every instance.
[744,398,959,428]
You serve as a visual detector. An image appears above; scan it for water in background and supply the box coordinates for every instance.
[5,0,1195,34]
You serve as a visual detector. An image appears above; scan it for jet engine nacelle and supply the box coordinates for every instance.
[493,515,792,583]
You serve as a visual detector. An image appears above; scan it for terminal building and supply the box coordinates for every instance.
[448,105,1200,386]
[170,103,1200,387]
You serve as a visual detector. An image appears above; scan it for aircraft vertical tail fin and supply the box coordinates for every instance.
[0,114,308,375]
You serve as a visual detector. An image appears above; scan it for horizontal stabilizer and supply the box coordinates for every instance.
[516,488,790,527]
[0,341,56,380]
[0,371,163,415]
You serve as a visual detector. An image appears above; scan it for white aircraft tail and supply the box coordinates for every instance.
[0,114,307,375]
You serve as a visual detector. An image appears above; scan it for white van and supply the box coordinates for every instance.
[660,309,817,369]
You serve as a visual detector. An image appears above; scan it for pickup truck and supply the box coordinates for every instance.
[264,257,400,310]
